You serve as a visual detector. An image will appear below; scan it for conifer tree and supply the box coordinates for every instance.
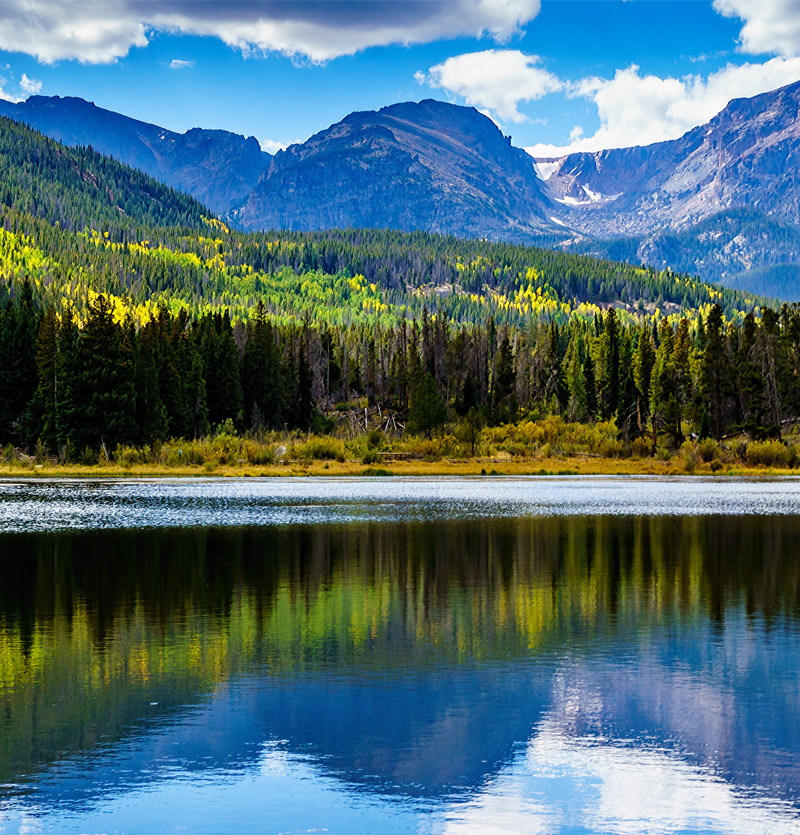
[0,280,38,444]
[600,308,620,419]
[408,372,446,439]
[26,306,60,451]
[241,302,283,430]
[70,294,136,450]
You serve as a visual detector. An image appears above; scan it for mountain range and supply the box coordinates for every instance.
[2,82,800,298]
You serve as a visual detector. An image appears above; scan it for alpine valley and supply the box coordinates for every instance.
[3,80,800,299]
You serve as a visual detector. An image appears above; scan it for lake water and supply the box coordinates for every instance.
[0,477,799,834]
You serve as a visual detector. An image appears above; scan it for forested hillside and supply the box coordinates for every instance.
[0,95,269,215]
[0,113,763,329]
[1,112,799,462]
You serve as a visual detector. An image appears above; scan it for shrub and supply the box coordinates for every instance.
[745,440,788,467]
[215,418,237,437]
[629,437,651,458]
[698,438,720,462]
[243,441,274,465]
[295,436,345,461]
[114,444,144,467]
[599,438,624,458]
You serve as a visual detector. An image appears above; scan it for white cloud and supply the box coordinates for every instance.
[714,0,800,57]
[417,49,562,122]
[0,86,23,104]
[526,58,800,158]
[169,58,194,70]
[260,138,296,155]
[0,0,541,65]
[19,73,42,94]
[0,3,148,64]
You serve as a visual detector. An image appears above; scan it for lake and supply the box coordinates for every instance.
[0,477,799,834]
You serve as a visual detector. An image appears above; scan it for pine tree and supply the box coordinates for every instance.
[633,324,655,433]
[26,306,60,451]
[67,294,136,450]
[0,280,38,444]
[700,304,730,440]
[583,349,598,420]
[408,372,446,439]
[599,308,620,419]
[241,301,283,430]
[492,332,516,423]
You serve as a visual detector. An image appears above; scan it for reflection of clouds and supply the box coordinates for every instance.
[438,722,800,835]
[545,622,800,802]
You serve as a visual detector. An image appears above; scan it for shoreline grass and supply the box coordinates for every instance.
[4,416,798,480]
[1,456,797,479]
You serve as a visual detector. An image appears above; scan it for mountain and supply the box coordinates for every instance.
[0,96,269,215]
[539,80,800,296]
[0,110,762,330]
[230,99,555,241]
[0,113,212,232]
[4,85,800,298]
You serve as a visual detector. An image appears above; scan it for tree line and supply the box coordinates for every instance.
[1,281,799,456]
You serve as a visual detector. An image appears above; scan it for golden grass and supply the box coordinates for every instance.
[1,456,796,479]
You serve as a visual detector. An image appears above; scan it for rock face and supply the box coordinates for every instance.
[0,96,269,214]
[230,99,553,239]
[543,80,800,235]
[539,80,800,293]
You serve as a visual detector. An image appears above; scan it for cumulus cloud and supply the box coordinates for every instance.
[260,138,298,154]
[714,0,800,57]
[169,58,194,69]
[0,0,541,64]
[0,86,23,104]
[19,73,42,94]
[417,49,562,122]
[526,58,800,158]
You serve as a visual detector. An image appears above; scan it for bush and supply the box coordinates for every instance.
[629,437,651,458]
[599,437,624,458]
[698,438,720,462]
[361,451,381,465]
[215,418,237,437]
[243,441,274,465]
[114,444,144,467]
[295,436,345,461]
[745,440,788,467]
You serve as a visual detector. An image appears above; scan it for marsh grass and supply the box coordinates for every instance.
[2,419,797,478]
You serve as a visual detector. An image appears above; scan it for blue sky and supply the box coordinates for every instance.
[0,1,799,158]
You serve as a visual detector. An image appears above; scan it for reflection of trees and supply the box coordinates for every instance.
[1,515,799,784]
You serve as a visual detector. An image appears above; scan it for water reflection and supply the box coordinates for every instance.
[1,509,799,833]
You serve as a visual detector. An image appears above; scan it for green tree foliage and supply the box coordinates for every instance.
[0,280,37,444]
[241,301,283,431]
[59,294,136,450]
[408,372,446,439]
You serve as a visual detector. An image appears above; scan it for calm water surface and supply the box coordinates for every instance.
[0,477,799,834]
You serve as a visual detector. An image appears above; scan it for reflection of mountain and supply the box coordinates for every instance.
[1,515,800,813]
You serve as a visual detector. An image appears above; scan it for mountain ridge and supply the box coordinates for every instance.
[0,95,269,215]
[231,98,555,241]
